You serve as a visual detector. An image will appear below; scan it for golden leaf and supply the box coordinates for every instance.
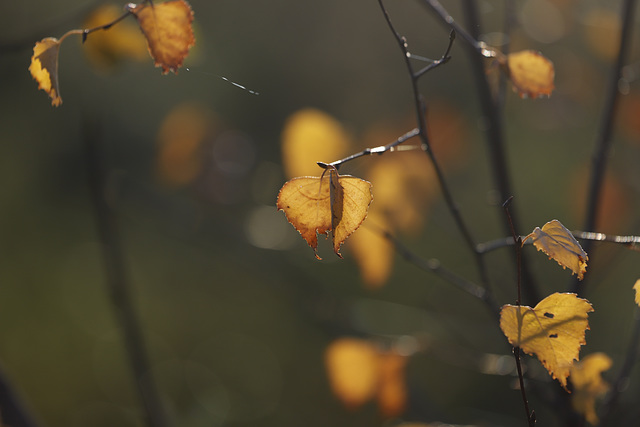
[281,108,350,179]
[377,353,408,418]
[523,219,588,280]
[504,50,555,98]
[500,292,594,390]
[83,4,149,69]
[29,37,63,106]
[277,167,372,259]
[633,279,640,307]
[324,338,379,409]
[348,212,394,289]
[127,0,195,74]
[570,352,612,425]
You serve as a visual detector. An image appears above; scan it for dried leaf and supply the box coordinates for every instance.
[281,109,350,179]
[633,279,640,307]
[504,50,555,98]
[29,37,63,106]
[500,292,594,390]
[523,219,588,280]
[570,352,612,425]
[277,167,372,259]
[127,0,195,74]
[325,338,379,409]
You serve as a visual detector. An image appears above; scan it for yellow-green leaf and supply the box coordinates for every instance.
[276,168,372,259]
[500,292,594,390]
[523,219,588,280]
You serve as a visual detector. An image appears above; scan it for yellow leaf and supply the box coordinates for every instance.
[500,292,594,390]
[377,352,408,418]
[523,219,588,280]
[83,3,149,69]
[570,352,612,425]
[277,167,372,259]
[281,109,350,179]
[127,0,195,74]
[504,50,555,98]
[348,212,394,289]
[633,279,640,307]
[324,338,379,409]
[29,37,63,106]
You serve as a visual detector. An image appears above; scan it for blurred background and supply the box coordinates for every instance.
[0,0,639,426]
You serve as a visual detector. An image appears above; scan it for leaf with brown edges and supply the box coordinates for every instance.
[127,0,195,74]
[277,167,372,259]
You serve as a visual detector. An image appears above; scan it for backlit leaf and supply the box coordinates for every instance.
[633,279,640,307]
[348,212,394,289]
[500,292,594,390]
[29,37,63,106]
[277,167,372,259]
[281,109,350,179]
[570,352,612,425]
[504,50,555,98]
[325,338,379,409]
[127,0,195,74]
[523,219,588,280]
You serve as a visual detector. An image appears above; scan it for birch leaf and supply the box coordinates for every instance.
[500,292,594,390]
[29,37,63,106]
[277,167,372,259]
[523,219,588,280]
[127,0,195,74]
[570,352,612,425]
[504,50,555,98]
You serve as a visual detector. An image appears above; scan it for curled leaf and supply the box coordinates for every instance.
[277,167,372,259]
[29,37,63,106]
[500,292,594,390]
[523,219,588,280]
[503,50,555,98]
[570,352,612,425]
[127,0,195,74]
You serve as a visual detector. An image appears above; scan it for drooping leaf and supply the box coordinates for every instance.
[29,37,63,106]
[500,292,594,390]
[126,0,195,74]
[503,50,555,98]
[324,338,379,409]
[633,279,640,307]
[570,352,612,425]
[523,219,588,280]
[83,3,149,70]
[277,167,372,259]
[281,108,350,179]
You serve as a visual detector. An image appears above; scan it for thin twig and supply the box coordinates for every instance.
[377,0,494,302]
[83,119,171,427]
[477,231,640,254]
[574,0,638,293]
[0,366,39,427]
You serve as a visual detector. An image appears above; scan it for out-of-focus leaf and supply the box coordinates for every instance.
[83,3,149,70]
[325,338,379,409]
[277,167,372,259]
[504,50,555,98]
[633,279,640,307]
[281,109,350,178]
[500,292,594,390]
[348,212,394,289]
[377,352,408,418]
[570,352,612,425]
[29,37,63,106]
[127,0,195,74]
[523,219,588,280]
[583,9,621,61]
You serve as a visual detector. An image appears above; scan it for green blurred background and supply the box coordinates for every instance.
[0,0,639,426]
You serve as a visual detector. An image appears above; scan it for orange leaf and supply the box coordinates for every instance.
[324,338,379,409]
[523,219,588,280]
[281,109,350,179]
[570,352,612,425]
[29,37,63,106]
[277,167,372,259]
[500,292,594,390]
[348,212,394,289]
[504,50,555,98]
[376,353,408,418]
[127,0,195,74]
